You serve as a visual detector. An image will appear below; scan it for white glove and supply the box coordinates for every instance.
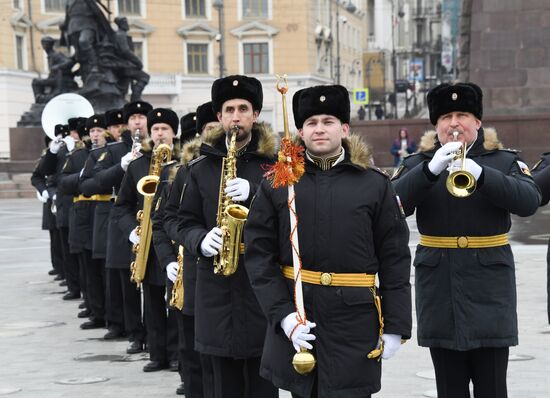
[224,178,250,202]
[37,191,47,203]
[120,151,134,171]
[463,158,483,181]
[200,227,223,257]
[41,190,50,201]
[428,141,463,176]
[166,262,179,283]
[280,312,316,353]
[381,334,402,360]
[129,227,140,245]
[63,136,75,152]
[49,138,62,154]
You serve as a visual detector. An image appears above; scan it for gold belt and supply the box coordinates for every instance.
[281,266,375,287]
[419,234,509,249]
[73,194,113,203]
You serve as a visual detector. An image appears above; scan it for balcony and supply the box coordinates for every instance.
[142,74,181,96]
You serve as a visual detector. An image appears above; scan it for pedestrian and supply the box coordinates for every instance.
[390,127,417,167]
[244,84,412,398]
[375,104,384,120]
[531,153,550,325]
[357,105,366,120]
[392,82,541,398]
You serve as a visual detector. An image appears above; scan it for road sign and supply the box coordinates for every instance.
[353,89,369,104]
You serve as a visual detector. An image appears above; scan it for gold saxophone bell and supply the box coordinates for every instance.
[292,348,316,375]
[445,132,476,198]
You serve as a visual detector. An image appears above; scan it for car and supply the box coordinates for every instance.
[395,79,413,93]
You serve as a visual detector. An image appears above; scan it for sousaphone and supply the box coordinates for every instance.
[41,93,94,139]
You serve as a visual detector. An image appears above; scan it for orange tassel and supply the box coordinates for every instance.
[263,138,305,188]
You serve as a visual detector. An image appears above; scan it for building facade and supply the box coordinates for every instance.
[1,0,367,158]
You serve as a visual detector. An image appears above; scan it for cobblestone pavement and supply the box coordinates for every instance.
[0,199,549,397]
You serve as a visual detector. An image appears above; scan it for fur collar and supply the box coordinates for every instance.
[201,122,278,159]
[140,138,181,159]
[419,127,503,153]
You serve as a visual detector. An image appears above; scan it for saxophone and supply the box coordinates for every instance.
[169,245,184,310]
[213,126,249,276]
[130,143,172,287]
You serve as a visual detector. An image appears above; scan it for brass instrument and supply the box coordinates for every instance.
[130,143,172,287]
[446,131,476,198]
[213,126,249,276]
[170,245,184,310]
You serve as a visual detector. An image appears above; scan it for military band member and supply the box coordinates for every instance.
[176,75,278,397]
[31,135,64,279]
[92,101,151,352]
[244,85,412,398]
[531,153,550,325]
[154,103,220,396]
[40,123,81,300]
[113,108,179,372]
[392,83,541,398]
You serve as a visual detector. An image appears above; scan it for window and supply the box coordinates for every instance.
[44,0,66,12]
[133,41,144,64]
[13,0,22,9]
[15,34,25,70]
[243,42,268,74]
[242,0,268,18]
[185,0,206,17]
[118,0,141,15]
[187,43,208,74]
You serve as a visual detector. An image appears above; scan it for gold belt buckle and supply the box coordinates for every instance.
[320,272,332,286]
[457,236,469,248]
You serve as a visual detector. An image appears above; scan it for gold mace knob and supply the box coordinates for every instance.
[292,348,316,375]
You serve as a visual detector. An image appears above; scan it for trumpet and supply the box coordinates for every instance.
[445,131,476,198]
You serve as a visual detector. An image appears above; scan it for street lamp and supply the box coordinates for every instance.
[213,0,225,78]
[335,3,347,85]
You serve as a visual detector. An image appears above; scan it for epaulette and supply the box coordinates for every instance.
[500,148,520,154]
[163,160,178,168]
[188,155,206,167]
[369,166,390,178]
[107,141,124,147]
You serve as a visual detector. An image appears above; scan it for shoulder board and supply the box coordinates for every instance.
[500,148,520,154]
[90,146,104,153]
[97,151,108,162]
[164,160,177,167]
[188,155,206,167]
[107,141,124,147]
[369,166,390,178]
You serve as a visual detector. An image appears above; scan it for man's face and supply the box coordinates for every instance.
[150,123,174,147]
[89,127,106,147]
[69,130,80,140]
[436,111,481,145]
[299,114,349,158]
[107,124,125,140]
[201,121,221,137]
[216,99,258,143]
[127,114,148,137]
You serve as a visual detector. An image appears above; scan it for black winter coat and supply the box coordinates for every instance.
[79,146,112,259]
[244,136,411,398]
[39,146,72,228]
[531,153,550,324]
[176,123,278,358]
[58,146,91,253]
[93,132,133,268]
[392,128,541,350]
[30,151,57,230]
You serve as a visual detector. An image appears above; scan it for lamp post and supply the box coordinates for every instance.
[213,0,225,78]
[391,1,398,119]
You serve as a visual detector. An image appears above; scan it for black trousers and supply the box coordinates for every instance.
[142,283,178,362]
[105,267,124,331]
[289,376,371,398]
[206,355,278,398]
[59,227,80,294]
[82,250,105,321]
[117,268,145,342]
[176,311,203,398]
[77,252,89,310]
[430,347,509,398]
[49,229,64,276]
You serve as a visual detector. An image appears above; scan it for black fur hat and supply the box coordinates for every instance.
[76,119,88,138]
[62,124,70,137]
[211,75,263,113]
[292,85,350,129]
[54,124,66,137]
[180,112,197,143]
[85,114,106,131]
[104,108,125,127]
[147,108,179,135]
[68,117,86,132]
[427,83,483,125]
[196,101,218,134]
[123,101,153,123]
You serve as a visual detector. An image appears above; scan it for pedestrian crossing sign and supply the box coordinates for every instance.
[353,89,369,104]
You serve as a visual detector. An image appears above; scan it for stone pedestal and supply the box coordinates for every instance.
[9,127,45,161]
